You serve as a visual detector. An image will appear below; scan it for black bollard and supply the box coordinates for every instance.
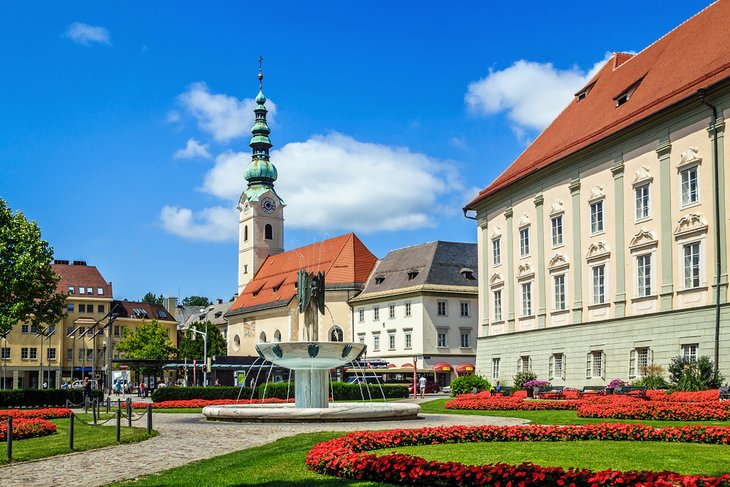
[147,404,152,435]
[127,399,132,428]
[69,412,74,450]
[92,400,97,424]
[106,397,110,413]
[6,416,12,461]
[116,409,121,442]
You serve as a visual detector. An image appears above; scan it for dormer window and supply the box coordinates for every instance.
[614,77,644,107]
[272,279,284,293]
[407,271,419,280]
[375,276,385,285]
[575,81,595,102]
[460,268,476,280]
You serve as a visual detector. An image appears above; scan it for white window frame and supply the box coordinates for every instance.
[629,347,651,378]
[29,348,38,360]
[388,304,396,319]
[358,309,365,323]
[388,333,396,350]
[404,301,412,317]
[590,200,604,234]
[682,241,702,289]
[373,306,380,321]
[493,290,503,322]
[519,227,530,257]
[553,274,566,311]
[437,300,448,316]
[521,282,532,317]
[586,350,606,379]
[459,329,471,348]
[682,343,698,361]
[680,165,699,207]
[551,215,564,247]
[635,183,651,221]
[373,334,380,351]
[437,328,448,348]
[492,238,501,266]
[460,301,470,317]
[404,330,412,349]
[492,357,500,380]
[47,348,57,361]
[591,264,607,305]
[549,353,565,380]
[636,253,653,297]
[1,348,10,360]
[517,355,531,373]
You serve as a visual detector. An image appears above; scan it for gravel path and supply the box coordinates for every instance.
[0,410,528,487]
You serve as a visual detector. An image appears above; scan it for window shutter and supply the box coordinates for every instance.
[650,348,654,366]
[586,353,592,379]
[601,351,607,380]
[548,355,554,380]
[562,355,566,380]
[629,350,636,379]
[528,356,533,372]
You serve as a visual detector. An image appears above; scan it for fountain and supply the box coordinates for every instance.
[203,270,420,422]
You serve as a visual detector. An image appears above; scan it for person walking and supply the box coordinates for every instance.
[418,376,427,399]
[82,377,91,405]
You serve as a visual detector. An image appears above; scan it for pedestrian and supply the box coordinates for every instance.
[82,377,91,404]
[138,382,145,398]
[418,375,427,399]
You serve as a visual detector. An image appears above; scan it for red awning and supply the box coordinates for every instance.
[387,363,396,368]
[456,363,475,374]
[433,362,452,373]
[401,363,414,367]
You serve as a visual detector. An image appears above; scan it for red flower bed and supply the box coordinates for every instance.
[647,389,720,403]
[0,408,72,420]
[446,392,579,411]
[307,424,730,486]
[577,401,730,421]
[1,418,58,441]
[130,398,294,409]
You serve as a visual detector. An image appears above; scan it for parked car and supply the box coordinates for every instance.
[408,380,441,394]
[71,379,99,389]
[346,376,382,385]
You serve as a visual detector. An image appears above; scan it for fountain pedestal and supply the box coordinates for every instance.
[294,369,328,408]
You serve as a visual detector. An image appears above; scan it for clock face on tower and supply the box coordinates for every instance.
[261,197,276,214]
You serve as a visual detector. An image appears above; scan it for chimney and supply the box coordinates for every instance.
[162,297,178,313]
[217,299,223,304]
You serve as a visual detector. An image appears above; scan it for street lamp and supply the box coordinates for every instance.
[36,326,55,388]
[189,325,208,387]
[1,331,9,390]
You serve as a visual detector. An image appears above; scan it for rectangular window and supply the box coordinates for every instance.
[518,356,531,373]
[553,274,566,311]
[86,349,93,359]
[637,347,649,371]
[358,334,365,344]
[66,348,73,361]
[492,238,501,266]
[388,333,396,350]
[551,215,563,246]
[682,343,698,361]
[373,306,380,321]
[113,325,120,336]
[521,282,532,316]
[358,309,365,322]
[587,351,605,379]
[67,304,74,312]
[373,335,380,351]
[637,254,652,297]
[492,358,500,380]
[493,290,502,322]
[590,200,604,234]
[460,331,471,348]
[681,166,699,206]
[519,228,530,256]
[79,304,86,313]
[460,302,470,317]
[1,348,10,359]
[68,286,75,294]
[97,287,104,295]
[635,184,650,220]
[98,304,105,314]
[388,304,395,319]
[21,348,29,360]
[404,332,412,349]
[683,242,701,289]
[550,353,564,380]
[592,265,606,304]
[87,287,93,295]
[21,324,29,334]
[78,349,85,361]
[78,287,85,295]
[404,302,411,317]
[437,329,448,347]
[30,348,37,360]
[47,348,56,360]
[437,301,447,316]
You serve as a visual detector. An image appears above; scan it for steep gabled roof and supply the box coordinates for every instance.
[227,233,377,316]
[52,262,113,298]
[112,300,176,322]
[353,241,477,300]
[467,0,730,207]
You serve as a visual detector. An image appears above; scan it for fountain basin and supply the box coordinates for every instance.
[255,341,366,370]
[203,402,420,423]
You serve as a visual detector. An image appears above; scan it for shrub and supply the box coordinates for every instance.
[512,371,537,389]
[523,380,550,390]
[151,386,252,402]
[632,364,670,389]
[0,389,101,408]
[668,355,724,391]
[330,382,409,400]
[450,376,491,397]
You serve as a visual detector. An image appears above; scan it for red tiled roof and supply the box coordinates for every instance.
[52,263,112,298]
[229,233,378,313]
[112,300,176,322]
[467,0,730,208]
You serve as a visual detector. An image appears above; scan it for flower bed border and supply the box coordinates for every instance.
[307,424,730,486]
[130,398,294,409]
[1,418,58,442]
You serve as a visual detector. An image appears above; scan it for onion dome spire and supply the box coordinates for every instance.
[245,56,278,188]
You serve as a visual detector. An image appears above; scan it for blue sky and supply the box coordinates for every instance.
[0,1,712,303]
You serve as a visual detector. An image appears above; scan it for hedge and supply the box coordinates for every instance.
[0,389,102,408]
[151,386,253,402]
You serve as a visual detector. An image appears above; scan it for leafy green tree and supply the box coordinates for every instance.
[141,292,163,305]
[668,355,724,391]
[178,322,227,360]
[450,375,491,396]
[116,319,175,360]
[182,296,211,307]
[0,198,66,336]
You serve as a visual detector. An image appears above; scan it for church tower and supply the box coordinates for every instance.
[237,59,285,293]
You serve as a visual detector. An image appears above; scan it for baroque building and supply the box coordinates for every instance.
[465,1,730,386]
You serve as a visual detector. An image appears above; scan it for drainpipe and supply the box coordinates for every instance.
[698,89,722,377]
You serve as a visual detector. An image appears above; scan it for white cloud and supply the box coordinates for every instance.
[162,133,468,240]
[465,53,613,134]
[160,206,237,242]
[174,138,211,160]
[64,22,111,46]
[177,82,276,143]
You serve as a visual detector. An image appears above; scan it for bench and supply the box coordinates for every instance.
[614,386,647,398]
[490,386,512,397]
[720,386,730,400]
[581,386,606,396]
[537,385,564,399]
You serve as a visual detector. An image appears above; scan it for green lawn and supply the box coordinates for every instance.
[2,415,154,463]
[112,432,392,487]
[373,440,730,476]
[419,399,730,427]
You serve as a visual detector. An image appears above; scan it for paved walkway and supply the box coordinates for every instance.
[0,409,528,487]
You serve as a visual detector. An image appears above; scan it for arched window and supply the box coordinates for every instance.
[244,225,248,242]
[274,329,281,342]
[329,326,344,342]
[233,335,241,352]
[259,331,267,343]
[264,224,273,240]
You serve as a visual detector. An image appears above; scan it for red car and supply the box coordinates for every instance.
[408,380,441,394]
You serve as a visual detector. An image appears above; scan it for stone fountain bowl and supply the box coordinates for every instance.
[256,341,366,370]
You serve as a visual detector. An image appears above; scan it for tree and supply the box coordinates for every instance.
[0,198,66,337]
[177,321,227,360]
[182,296,211,307]
[116,319,175,360]
[141,292,163,305]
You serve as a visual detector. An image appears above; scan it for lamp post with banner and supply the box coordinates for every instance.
[189,325,208,387]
